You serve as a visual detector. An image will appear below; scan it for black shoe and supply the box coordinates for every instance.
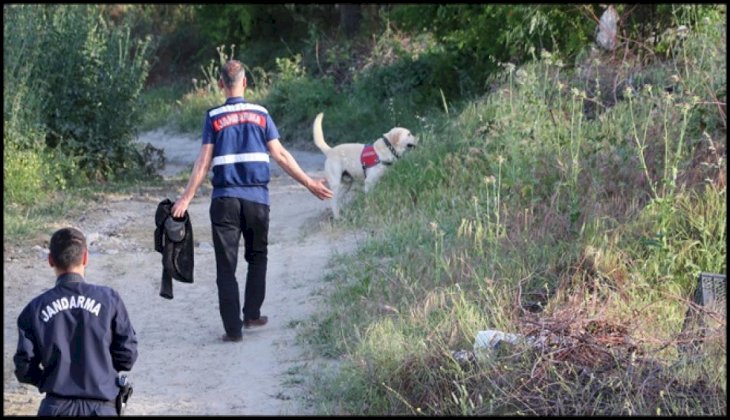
[243,315,268,329]
[221,334,243,342]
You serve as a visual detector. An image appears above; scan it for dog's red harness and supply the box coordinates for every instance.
[360,144,380,173]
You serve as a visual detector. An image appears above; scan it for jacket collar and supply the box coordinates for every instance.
[225,96,246,105]
[56,272,85,286]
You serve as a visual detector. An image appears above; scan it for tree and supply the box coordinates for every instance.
[338,4,362,38]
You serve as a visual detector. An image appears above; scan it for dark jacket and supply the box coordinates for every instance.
[154,199,194,299]
[14,273,138,401]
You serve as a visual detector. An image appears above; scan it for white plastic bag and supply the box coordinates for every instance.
[596,5,618,51]
[473,329,522,351]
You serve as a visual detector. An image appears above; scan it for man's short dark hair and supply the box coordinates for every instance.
[49,227,87,270]
[220,60,246,89]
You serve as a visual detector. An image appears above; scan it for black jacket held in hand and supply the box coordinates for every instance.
[154,199,194,299]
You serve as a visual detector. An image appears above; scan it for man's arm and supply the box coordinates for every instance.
[14,308,43,386]
[171,144,214,218]
[110,293,138,372]
[268,139,333,200]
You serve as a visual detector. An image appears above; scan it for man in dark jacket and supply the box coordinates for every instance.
[14,227,138,416]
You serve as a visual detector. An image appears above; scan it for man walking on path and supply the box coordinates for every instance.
[14,227,138,416]
[171,59,332,342]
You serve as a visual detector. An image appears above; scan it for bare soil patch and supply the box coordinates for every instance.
[3,128,359,415]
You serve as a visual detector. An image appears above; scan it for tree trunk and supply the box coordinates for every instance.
[338,4,361,38]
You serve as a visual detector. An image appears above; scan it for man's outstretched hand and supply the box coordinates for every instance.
[306,178,333,200]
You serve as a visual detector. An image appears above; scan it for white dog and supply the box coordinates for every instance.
[313,112,417,218]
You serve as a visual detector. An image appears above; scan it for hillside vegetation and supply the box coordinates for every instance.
[303,9,726,416]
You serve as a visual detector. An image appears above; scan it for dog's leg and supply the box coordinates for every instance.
[363,177,375,194]
[332,196,340,219]
[363,166,385,193]
[329,177,341,219]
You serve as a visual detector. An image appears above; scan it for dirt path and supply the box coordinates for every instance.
[3,128,359,415]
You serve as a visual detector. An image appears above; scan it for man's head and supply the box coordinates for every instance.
[49,227,88,273]
[219,60,247,91]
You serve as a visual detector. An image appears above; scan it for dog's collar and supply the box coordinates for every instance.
[381,135,400,161]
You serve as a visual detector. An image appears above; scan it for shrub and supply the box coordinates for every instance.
[37,5,152,181]
[262,54,339,142]
[3,130,47,206]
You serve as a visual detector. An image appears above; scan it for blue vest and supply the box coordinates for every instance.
[202,97,280,205]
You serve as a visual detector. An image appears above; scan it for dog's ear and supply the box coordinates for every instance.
[386,129,401,146]
[394,128,411,146]
[400,129,410,142]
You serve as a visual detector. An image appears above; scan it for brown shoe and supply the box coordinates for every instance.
[221,334,243,342]
[243,315,268,329]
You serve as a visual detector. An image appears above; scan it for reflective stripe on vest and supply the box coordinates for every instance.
[212,152,270,167]
[209,103,268,117]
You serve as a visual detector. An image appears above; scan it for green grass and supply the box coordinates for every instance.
[301,12,727,416]
[138,83,189,131]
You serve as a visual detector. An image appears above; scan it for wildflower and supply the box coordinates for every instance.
[484,176,496,185]
[554,59,564,68]
[504,62,516,73]
[497,155,506,164]
[572,87,582,97]
[642,84,653,95]
[429,221,439,232]
[703,131,716,152]
[623,86,634,99]
[515,69,528,85]
[540,49,553,60]
[676,25,689,39]
[670,74,681,83]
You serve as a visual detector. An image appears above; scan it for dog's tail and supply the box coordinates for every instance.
[313,112,331,154]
